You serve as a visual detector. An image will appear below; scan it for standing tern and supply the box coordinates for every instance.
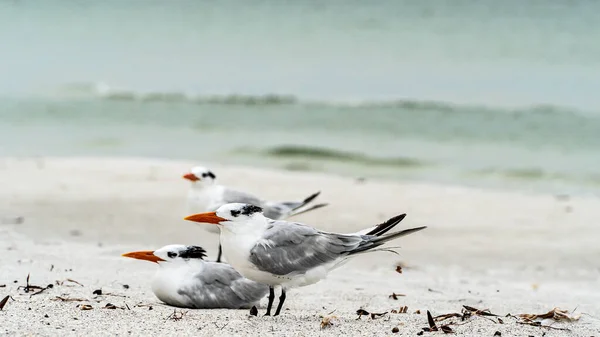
[183,165,328,262]
[184,203,426,316]
[122,244,269,309]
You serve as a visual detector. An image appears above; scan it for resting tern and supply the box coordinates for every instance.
[122,244,269,309]
[184,203,426,316]
[183,166,328,262]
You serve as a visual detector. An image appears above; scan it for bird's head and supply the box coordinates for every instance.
[184,203,266,231]
[122,245,207,266]
[182,166,216,187]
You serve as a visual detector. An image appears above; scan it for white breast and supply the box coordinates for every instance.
[150,267,191,307]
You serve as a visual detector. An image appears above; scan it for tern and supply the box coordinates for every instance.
[122,244,269,309]
[183,166,328,262]
[184,203,426,316]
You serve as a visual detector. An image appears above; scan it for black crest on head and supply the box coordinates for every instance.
[230,204,263,217]
[178,246,207,260]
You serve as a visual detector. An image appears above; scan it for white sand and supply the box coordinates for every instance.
[1,157,599,336]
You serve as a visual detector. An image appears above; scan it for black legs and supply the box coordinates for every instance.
[273,289,286,316]
[264,287,275,316]
[264,287,286,316]
[216,244,223,263]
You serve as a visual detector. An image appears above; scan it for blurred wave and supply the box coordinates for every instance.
[264,145,426,167]
[471,167,600,186]
[55,82,592,117]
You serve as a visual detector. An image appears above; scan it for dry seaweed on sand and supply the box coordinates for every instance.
[370,312,387,319]
[461,305,499,323]
[421,311,454,334]
[320,315,339,329]
[434,312,462,321]
[462,305,498,317]
[513,307,580,332]
[356,309,370,319]
[518,307,581,322]
[78,304,93,310]
[391,306,407,314]
[102,303,125,310]
[355,308,387,320]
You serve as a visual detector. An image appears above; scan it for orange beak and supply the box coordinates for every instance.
[122,250,165,263]
[183,173,199,181]
[184,211,227,225]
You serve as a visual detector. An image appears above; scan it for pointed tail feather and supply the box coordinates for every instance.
[284,191,328,218]
[299,191,321,207]
[288,203,329,218]
[374,226,427,244]
[359,213,407,236]
[349,223,427,255]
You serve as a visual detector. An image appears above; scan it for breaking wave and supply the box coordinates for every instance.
[53,82,594,116]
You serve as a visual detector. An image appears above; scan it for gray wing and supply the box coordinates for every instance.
[222,188,264,207]
[178,262,269,309]
[248,220,366,276]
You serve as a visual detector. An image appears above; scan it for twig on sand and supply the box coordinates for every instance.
[52,296,88,302]
[214,322,229,330]
[17,273,43,293]
[29,284,54,297]
[165,309,188,322]
[15,273,55,297]
[65,279,84,287]
[389,292,405,300]
[434,313,462,321]
[517,321,571,331]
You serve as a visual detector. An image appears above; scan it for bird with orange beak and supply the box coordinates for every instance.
[184,203,426,316]
[182,165,328,262]
[122,244,268,309]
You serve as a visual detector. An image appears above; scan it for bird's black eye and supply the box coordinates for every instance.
[201,173,208,178]
[231,210,241,217]
[167,252,177,258]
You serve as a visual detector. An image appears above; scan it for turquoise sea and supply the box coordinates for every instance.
[1,1,599,195]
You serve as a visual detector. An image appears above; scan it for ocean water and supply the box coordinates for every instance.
[1,1,600,195]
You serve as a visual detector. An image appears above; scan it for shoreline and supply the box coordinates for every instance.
[1,156,599,335]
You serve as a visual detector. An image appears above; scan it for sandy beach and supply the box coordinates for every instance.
[1,157,599,336]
